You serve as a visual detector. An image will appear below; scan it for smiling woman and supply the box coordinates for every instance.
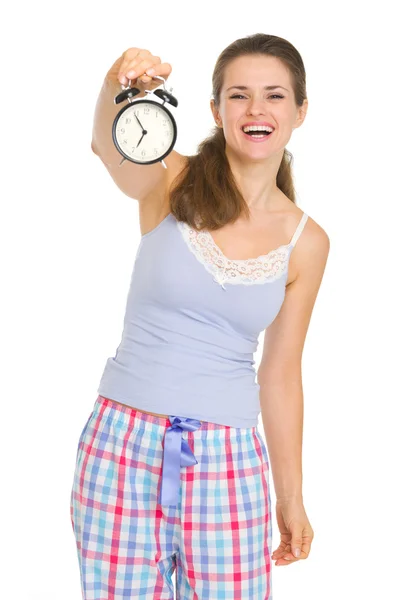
[71,33,328,600]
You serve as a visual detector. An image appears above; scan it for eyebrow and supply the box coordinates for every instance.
[226,85,289,92]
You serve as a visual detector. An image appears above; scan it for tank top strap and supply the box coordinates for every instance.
[289,212,308,248]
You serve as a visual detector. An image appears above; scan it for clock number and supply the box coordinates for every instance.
[120,128,125,133]
[134,109,139,116]
[162,119,167,126]
[144,107,150,114]
[154,148,158,154]
[125,118,131,124]
[141,150,146,157]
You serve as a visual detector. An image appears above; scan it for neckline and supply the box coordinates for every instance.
[203,229,292,264]
[176,216,293,287]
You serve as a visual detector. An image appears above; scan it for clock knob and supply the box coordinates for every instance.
[114,87,141,105]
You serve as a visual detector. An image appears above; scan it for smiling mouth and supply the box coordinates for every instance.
[241,128,274,140]
[241,126,274,138]
[244,131,272,138]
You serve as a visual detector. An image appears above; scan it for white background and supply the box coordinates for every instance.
[1,0,399,598]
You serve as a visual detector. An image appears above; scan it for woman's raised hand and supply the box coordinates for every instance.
[116,47,172,93]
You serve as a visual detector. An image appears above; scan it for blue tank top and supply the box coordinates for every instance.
[97,210,309,428]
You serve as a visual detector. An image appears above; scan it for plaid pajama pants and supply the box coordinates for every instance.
[70,395,273,599]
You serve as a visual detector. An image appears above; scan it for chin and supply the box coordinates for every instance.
[238,148,273,162]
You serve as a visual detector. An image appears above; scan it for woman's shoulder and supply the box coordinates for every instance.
[277,192,329,247]
[276,193,330,284]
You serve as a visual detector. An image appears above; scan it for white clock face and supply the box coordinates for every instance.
[114,101,176,163]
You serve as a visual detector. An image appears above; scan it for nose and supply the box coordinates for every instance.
[246,96,266,116]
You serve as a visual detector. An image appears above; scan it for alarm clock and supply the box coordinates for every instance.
[112,75,178,168]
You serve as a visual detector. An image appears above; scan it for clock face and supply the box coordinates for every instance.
[113,100,177,164]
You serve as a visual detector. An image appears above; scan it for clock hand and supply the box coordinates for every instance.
[135,113,145,131]
[136,131,147,148]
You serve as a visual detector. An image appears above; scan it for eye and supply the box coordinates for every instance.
[229,94,284,100]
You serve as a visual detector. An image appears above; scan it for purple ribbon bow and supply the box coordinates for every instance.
[159,415,202,507]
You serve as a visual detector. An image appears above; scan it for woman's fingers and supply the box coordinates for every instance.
[272,542,298,565]
[272,543,291,558]
[275,558,295,566]
[148,61,172,79]
[117,48,148,83]
[136,61,172,84]
[119,47,150,71]
[125,58,161,81]
[116,48,171,87]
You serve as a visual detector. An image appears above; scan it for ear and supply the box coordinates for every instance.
[294,98,309,129]
[210,98,221,127]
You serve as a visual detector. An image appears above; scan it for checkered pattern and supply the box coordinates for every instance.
[70,395,273,599]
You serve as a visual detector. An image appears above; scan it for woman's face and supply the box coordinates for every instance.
[211,54,307,163]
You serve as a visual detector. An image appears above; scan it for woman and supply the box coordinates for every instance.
[70,33,329,599]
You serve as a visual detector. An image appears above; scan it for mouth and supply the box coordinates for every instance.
[241,126,274,142]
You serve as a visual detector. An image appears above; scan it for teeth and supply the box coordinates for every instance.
[243,125,274,133]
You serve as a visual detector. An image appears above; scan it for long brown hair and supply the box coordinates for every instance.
[169,33,308,231]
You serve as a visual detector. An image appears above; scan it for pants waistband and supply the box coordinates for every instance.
[97,396,256,508]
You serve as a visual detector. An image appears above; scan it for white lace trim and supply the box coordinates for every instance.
[177,219,293,289]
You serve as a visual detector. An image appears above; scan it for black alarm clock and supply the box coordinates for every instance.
[112,75,178,167]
